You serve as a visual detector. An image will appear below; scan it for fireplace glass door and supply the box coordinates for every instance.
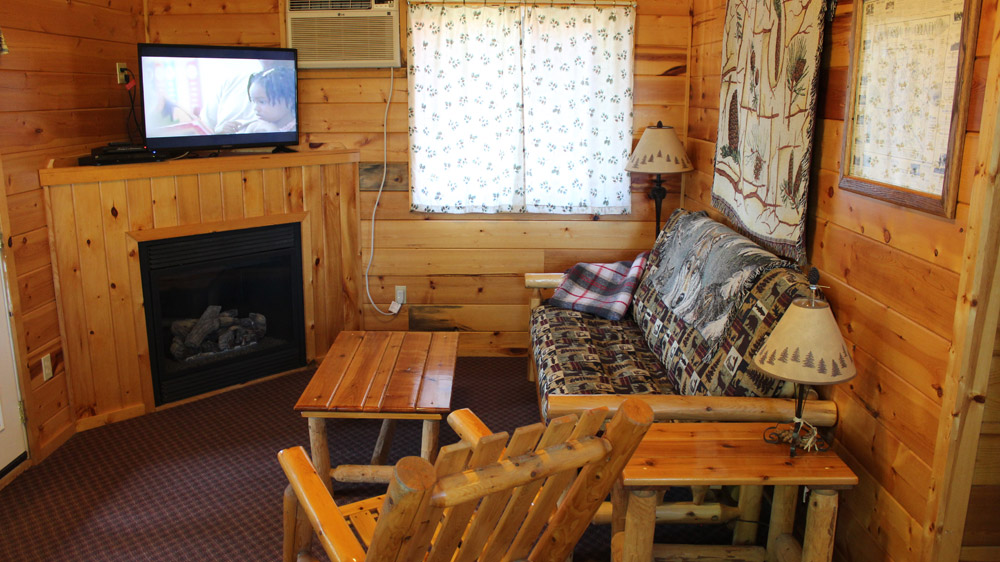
[139,223,306,405]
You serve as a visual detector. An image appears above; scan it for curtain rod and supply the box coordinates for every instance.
[408,0,636,7]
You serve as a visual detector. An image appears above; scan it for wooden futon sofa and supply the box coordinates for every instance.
[525,209,837,427]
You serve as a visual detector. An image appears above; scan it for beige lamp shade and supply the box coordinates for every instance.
[626,124,693,174]
[753,298,856,385]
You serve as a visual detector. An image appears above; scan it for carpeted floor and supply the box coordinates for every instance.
[0,356,730,561]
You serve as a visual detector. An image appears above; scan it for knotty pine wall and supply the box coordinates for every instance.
[145,0,694,357]
[0,0,144,461]
[962,327,1000,560]
[685,0,996,561]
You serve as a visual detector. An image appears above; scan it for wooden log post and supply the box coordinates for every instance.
[733,485,764,545]
[421,419,440,464]
[623,489,657,562]
[371,419,396,465]
[307,418,332,494]
[801,489,839,562]
[766,485,799,559]
[611,479,628,535]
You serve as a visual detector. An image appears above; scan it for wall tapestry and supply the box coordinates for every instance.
[711,0,827,263]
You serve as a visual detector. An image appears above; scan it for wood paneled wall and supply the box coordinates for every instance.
[686,0,996,561]
[38,152,361,428]
[145,0,693,356]
[0,0,144,461]
[961,328,1000,561]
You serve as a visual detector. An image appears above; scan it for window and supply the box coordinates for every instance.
[407,4,635,214]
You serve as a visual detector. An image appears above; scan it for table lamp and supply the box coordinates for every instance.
[752,270,856,457]
[626,122,693,232]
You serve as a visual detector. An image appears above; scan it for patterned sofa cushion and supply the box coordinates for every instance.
[530,306,672,401]
[631,209,806,397]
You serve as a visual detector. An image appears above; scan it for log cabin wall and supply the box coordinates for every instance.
[686,0,996,561]
[962,326,1000,560]
[0,0,145,461]
[144,0,693,357]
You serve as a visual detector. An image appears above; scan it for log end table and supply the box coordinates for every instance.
[613,422,858,562]
[294,330,458,488]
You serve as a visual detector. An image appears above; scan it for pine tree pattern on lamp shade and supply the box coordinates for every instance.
[753,298,856,385]
[0,27,9,55]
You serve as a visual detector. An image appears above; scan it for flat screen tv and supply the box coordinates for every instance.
[138,43,299,152]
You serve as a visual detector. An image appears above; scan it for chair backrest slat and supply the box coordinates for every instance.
[477,414,579,561]
[425,431,509,562]
[528,399,653,562]
[501,407,608,561]
[451,423,546,562]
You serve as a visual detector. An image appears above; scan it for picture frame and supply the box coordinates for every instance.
[839,0,982,218]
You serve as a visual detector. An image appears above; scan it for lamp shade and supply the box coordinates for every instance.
[626,124,693,174]
[753,298,856,385]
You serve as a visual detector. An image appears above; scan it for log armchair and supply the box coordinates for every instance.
[278,397,653,562]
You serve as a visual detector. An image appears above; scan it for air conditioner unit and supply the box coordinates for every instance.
[287,0,401,69]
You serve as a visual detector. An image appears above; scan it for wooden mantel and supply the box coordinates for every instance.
[38,150,362,430]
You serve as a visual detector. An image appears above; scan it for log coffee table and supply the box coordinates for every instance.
[294,330,457,489]
[613,422,857,562]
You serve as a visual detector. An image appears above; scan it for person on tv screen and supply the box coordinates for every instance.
[243,67,297,133]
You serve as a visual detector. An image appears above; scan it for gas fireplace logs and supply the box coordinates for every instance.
[169,306,267,361]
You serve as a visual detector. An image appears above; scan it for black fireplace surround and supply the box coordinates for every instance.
[139,223,306,405]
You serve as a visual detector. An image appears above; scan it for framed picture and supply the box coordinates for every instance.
[839,0,982,217]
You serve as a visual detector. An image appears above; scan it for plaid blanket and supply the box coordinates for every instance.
[550,252,649,321]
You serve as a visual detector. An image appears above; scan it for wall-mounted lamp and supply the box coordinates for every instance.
[625,122,693,232]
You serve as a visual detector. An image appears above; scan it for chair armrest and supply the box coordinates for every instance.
[525,273,565,289]
[544,395,838,427]
[447,407,494,445]
[277,446,367,562]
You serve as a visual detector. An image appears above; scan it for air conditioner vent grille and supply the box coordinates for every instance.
[289,0,372,11]
[290,16,397,62]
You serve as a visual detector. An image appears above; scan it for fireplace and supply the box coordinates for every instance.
[139,223,307,405]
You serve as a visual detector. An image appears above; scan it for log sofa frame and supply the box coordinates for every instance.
[525,273,839,428]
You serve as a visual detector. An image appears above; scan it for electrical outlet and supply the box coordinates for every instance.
[394,285,406,305]
[42,353,53,381]
[115,62,128,85]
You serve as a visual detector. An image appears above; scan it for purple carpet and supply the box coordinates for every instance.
[0,356,729,561]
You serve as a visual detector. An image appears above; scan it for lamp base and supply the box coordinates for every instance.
[763,420,829,457]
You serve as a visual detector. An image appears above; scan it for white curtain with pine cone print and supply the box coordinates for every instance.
[408,4,634,214]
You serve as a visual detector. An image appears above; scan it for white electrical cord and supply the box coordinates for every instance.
[364,68,398,316]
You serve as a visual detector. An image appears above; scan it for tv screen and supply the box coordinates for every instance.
[138,43,299,152]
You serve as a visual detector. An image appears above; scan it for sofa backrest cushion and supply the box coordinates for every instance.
[632,209,808,397]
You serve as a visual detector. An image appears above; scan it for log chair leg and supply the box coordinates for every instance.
[307,417,332,493]
[372,419,397,465]
[624,488,657,562]
[766,485,799,559]
[421,419,440,464]
[283,484,313,562]
[801,489,839,562]
[733,485,764,545]
[610,531,625,562]
[611,478,628,535]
